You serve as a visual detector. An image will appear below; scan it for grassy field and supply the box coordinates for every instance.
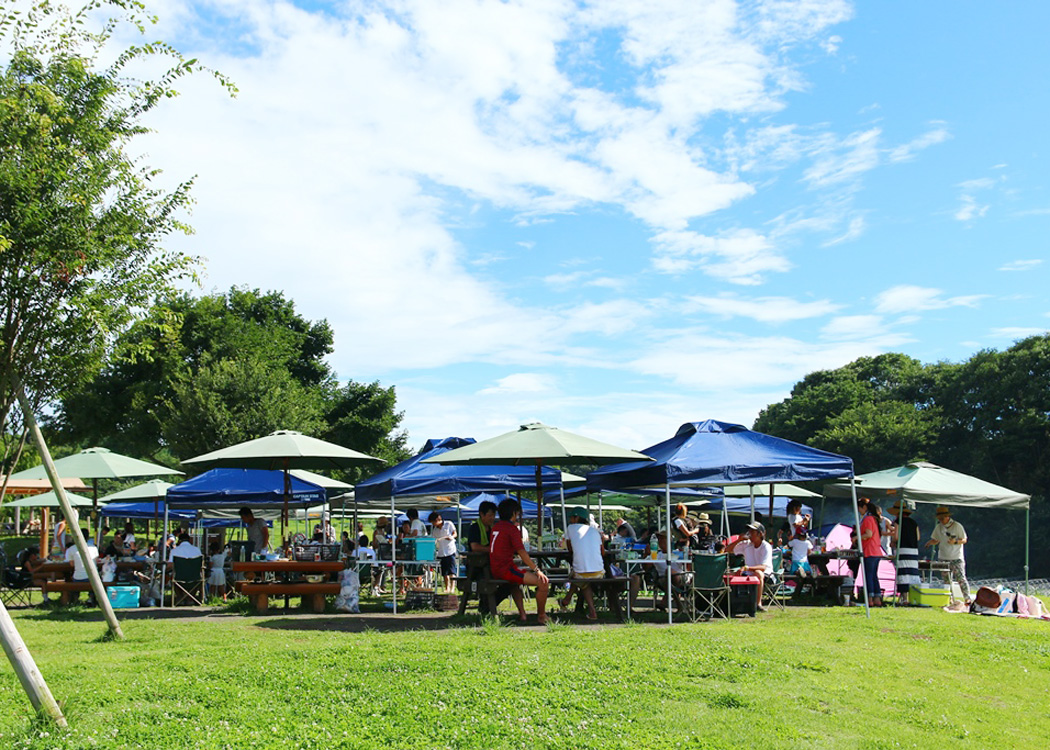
[1,602,1048,750]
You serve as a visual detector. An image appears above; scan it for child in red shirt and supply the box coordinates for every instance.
[489,498,550,624]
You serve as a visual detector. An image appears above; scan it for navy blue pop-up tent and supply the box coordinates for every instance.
[355,437,562,502]
[100,501,268,529]
[403,491,553,525]
[587,420,863,620]
[167,468,326,509]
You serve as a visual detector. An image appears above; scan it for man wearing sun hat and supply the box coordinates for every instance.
[926,505,971,604]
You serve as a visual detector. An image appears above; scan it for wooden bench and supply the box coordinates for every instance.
[549,576,627,619]
[43,580,124,606]
[235,581,340,614]
[784,573,848,604]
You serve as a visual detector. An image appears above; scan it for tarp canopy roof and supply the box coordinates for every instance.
[588,420,854,489]
[4,491,96,508]
[706,496,814,518]
[166,469,326,510]
[825,461,1030,510]
[355,437,563,502]
[101,500,194,520]
[1,475,89,496]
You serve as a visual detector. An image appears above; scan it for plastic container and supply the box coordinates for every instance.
[910,584,951,607]
[413,538,436,562]
[107,586,140,609]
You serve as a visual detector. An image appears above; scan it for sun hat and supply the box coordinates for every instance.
[888,500,913,516]
[935,505,951,517]
[695,512,712,525]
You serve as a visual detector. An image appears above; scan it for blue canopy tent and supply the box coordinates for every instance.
[355,438,563,613]
[100,501,268,529]
[166,468,326,510]
[587,420,862,621]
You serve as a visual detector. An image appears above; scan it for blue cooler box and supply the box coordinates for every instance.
[107,586,140,608]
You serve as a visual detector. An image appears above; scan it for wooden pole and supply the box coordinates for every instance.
[0,599,67,726]
[13,375,124,639]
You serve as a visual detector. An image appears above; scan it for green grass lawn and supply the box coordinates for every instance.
[1,603,1048,749]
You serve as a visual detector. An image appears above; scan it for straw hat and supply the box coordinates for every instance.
[935,505,951,517]
[887,500,912,517]
[695,512,712,525]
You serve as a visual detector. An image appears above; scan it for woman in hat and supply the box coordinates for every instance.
[887,501,921,600]
[693,513,718,553]
[671,503,699,551]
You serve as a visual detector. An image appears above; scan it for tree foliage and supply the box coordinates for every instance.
[58,287,411,470]
[754,338,1050,578]
[0,0,233,441]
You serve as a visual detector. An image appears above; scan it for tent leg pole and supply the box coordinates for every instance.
[666,484,672,626]
[1026,505,1030,596]
[849,476,870,619]
[161,505,169,608]
[391,496,397,615]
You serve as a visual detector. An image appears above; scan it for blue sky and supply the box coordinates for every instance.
[125,0,1049,451]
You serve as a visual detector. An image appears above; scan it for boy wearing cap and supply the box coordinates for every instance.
[926,506,971,604]
[726,522,773,611]
[559,507,605,620]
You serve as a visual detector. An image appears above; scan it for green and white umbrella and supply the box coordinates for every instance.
[11,447,183,482]
[4,491,97,508]
[98,479,174,503]
[423,422,652,541]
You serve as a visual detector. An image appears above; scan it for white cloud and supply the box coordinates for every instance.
[820,315,888,340]
[888,124,950,163]
[954,195,989,222]
[478,373,557,395]
[999,259,1043,272]
[803,127,882,187]
[682,295,840,324]
[822,214,866,246]
[874,285,986,314]
[990,327,1047,340]
[651,228,789,284]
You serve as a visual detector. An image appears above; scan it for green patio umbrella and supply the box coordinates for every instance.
[4,491,97,508]
[181,430,382,533]
[98,479,175,503]
[422,422,653,542]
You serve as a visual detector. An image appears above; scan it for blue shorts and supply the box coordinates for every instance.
[789,560,812,575]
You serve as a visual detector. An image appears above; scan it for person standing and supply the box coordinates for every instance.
[859,499,883,607]
[238,507,269,555]
[926,506,971,605]
[887,501,921,600]
[429,511,458,593]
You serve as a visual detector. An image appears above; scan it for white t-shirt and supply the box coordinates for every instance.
[788,538,813,563]
[409,518,427,537]
[124,532,137,549]
[653,551,683,576]
[931,520,966,561]
[741,540,773,574]
[563,523,604,575]
[172,541,203,559]
[356,546,376,561]
[66,540,99,580]
[431,521,457,558]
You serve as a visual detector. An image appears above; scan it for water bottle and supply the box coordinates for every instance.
[649,535,659,560]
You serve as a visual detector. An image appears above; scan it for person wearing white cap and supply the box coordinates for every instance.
[726,521,773,612]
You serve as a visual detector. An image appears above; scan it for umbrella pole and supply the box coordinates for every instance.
[749,486,755,523]
[560,488,567,535]
[849,476,871,619]
[535,464,543,551]
[391,495,397,615]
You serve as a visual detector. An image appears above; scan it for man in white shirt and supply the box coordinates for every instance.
[429,511,458,592]
[926,506,971,604]
[559,507,605,620]
[406,509,427,537]
[727,521,773,612]
[171,533,203,559]
[65,527,99,604]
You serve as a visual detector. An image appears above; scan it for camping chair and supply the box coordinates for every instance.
[0,550,34,608]
[763,548,787,610]
[691,553,730,620]
[171,556,206,606]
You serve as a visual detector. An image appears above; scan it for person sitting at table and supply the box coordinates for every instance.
[467,501,498,553]
[406,508,427,538]
[18,545,48,602]
[694,513,718,553]
[490,497,550,624]
[171,533,203,559]
[65,527,99,604]
[123,522,138,555]
[672,503,699,551]
[614,518,637,543]
[207,541,227,601]
[559,507,605,620]
[102,531,127,559]
[726,521,773,612]
[238,507,269,555]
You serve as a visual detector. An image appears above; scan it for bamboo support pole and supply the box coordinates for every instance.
[0,600,67,727]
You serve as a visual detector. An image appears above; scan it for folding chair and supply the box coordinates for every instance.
[171,556,206,606]
[691,553,730,620]
[0,551,34,608]
[763,548,787,610]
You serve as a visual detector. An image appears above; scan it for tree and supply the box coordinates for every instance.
[0,1,234,432]
[323,380,410,481]
[58,287,334,459]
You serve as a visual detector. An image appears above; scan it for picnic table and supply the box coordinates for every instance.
[232,559,343,614]
[36,560,150,605]
[797,548,859,604]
